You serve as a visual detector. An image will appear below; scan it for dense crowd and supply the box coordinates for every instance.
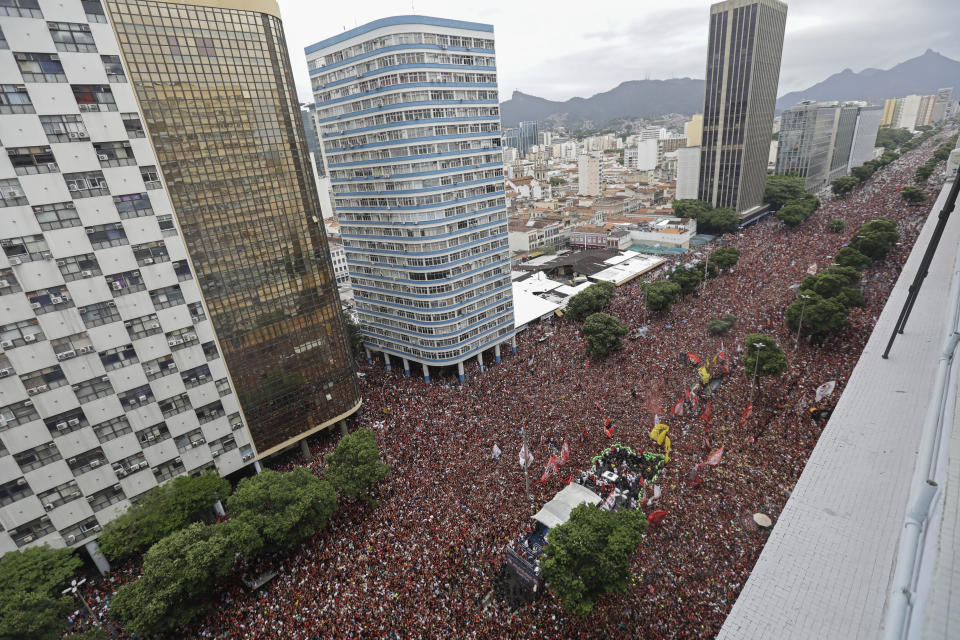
[64,133,952,639]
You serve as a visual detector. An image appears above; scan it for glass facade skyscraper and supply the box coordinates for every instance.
[306,16,515,381]
[698,0,787,213]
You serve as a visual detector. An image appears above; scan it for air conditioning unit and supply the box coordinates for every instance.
[56,260,66,267]
[68,457,77,465]
[70,491,81,498]
[128,398,138,405]
[44,503,54,510]
[137,395,147,403]
[9,257,22,265]
[93,524,101,532]
[56,421,68,431]
[148,322,160,329]
[167,339,177,347]
[67,418,80,426]
[46,163,58,171]
[124,321,133,327]
[81,270,92,277]
[51,296,63,304]
[242,454,253,462]
[89,459,100,468]
[23,334,36,343]
[78,345,94,354]
[184,443,192,450]
[85,227,95,233]
[143,257,154,264]
[66,534,76,543]
[211,450,220,457]
[76,131,89,139]
[197,438,205,444]
[68,132,81,139]
[197,374,206,380]
[30,302,42,309]
[0,369,9,377]
[115,469,125,477]
[57,350,75,360]
[231,422,242,430]
[16,478,26,485]
[40,250,52,259]
[49,54,59,61]
[21,535,33,544]
[111,282,122,290]
[86,496,95,502]
[78,104,95,112]
[0,340,13,349]
[147,434,156,441]
[97,154,108,161]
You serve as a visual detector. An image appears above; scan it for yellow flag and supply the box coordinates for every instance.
[698,366,711,384]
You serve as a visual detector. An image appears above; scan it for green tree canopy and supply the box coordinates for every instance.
[775,202,810,228]
[98,470,230,562]
[707,313,737,336]
[671,200,739,234]
[785,292,850,337]
[582,312,629,358]
[848,220,899,261]
[764,175,806,211]
[549,176,567,185]
[831,176,860,196]
[564,281,616,320]
[742,334,788,379]
[539,504,647,617]
[668,265,702,295]
[851,164,876,182]
[342,312,363,356]
[643,281,682,312]
[0,545,82,640]
[901,185,927,204]
[834,247,872,270]
[324,427,390,502]
[827,219,846,232]
[709,247,740,270]
[227,467,338,552]
[875,127,913,150]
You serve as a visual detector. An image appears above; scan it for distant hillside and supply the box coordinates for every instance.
[776,50,960,111]
[499,78,704,128]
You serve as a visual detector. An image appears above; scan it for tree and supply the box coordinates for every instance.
[785,292,850,337]
[775,202,810,228]
[901,185,927,204]
[831,176,859,196]
[851,164,876,182]
[915,164,934,183]
[0,545,82,640]
[827,219,845,232]
[668,265,701,295]
[742,334,788,381]
[98,470,230,562]
[324,427,390,502]
[709,247,740,270]
[110,522,240,635]
[707,313,736,336]
[699,207,740,234]
[539,504,647,617]
[342,312,363,356]
[875,127,912,150]
[564,281,616,320]
[643,281,682,312]
[549,176,566,185]
[228,468,338,552]
[834,247,871,270]
[848,221,899,262]
[671,199,713,219]
[65,630,109,640]
[764,175,806,211]
[582,312,629,358]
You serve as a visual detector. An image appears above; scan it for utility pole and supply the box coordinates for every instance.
[750,342,765,403]
[795,294,811,350]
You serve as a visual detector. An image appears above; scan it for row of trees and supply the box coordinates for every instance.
[915,134,959,183]
[763,175,822,228]
[831,151,900,196]
[564,282,631,358]
[643,247,741,314]
[671,200,740,234]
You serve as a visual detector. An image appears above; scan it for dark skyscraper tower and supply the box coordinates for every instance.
[698,0,787,213]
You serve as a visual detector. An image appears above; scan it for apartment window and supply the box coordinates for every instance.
[14,442,61,473]
[1,234,48,263]
[121,113,144,138]
[115,193,152,219]
[37,481,81,510]
[86,223,127,248]
[78,301,120,328]
[83,0,105,22]
[10,516,56,547]
[7,146,58,175]
[143,354,176,381]
[25,286,73,315]
[98,343,137,371]
[119,384,153,410]
[65,171,109,198]
[132,240,169,266]
[210,435,237,457]
[0,478,32,507]
[86,484,125,511]
[72,376,113,403]
[175,429,205,452]
[202,341,219,361]
[0,178,27,207]
[0,318,44,350]
[181,364,211,389]
[71,85,116,112]
[101,55,125,82]
[153,458,184,483]
[20,365,67,395]
[33,201,80,231]
[195,400,223,425]
[0,25,5,49]
[136,422,170,446]
[172,260,192,281]
[216,378,231,397]
[0,400,40,433]
[48,22,97,53]
[0,269,21,296]
[39,114,87,142]
[105,269,145,296]
[15,52,66,82]
[188,301,206,323]
[158,393,191,418]
[1,0,42,19]
[66,448,106,474]
[140,165,161,189]
[57,253,101,282]
[44,408,87,437]
[157,214,177,237]
[50,334,93,360]
[125,313,162,340]
[92,415,132,443]
[60,516,100,544]
[0,84,33,114]
[94,141,135,168]
[165,327,198,351]
[149,284,184,310]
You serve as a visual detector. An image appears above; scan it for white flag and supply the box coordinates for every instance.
[807,263,818,275]
[646,484,662,506]
[815,380,836,403]
[492,444,502,460]
[518,445,533,469]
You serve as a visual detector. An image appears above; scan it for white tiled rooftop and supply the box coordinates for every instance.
[719,179,960,640]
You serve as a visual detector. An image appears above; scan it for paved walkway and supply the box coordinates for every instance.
[718,179,960,640]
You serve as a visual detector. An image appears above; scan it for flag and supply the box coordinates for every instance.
[705,446,724,466]
[560,438,569,465]
[646,484,662,506]
[739,402,753,427]
[672,398,685,417]
[604,424,614,439]
[686,352,701,366]
[648,509,667,524]
[815,380,837,403]
[807,263,818,275]
[540,455,559,482]
[701,403,713,424]
[492,444,502,460]
[604,415,611,428]
[519,445,533,469]
[698,366,711,384]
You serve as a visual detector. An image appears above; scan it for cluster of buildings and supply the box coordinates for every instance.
[881,88,954,132]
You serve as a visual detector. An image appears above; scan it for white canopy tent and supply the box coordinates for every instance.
[532,483,602,529]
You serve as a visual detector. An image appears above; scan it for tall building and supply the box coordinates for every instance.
[676,147,702,200]
[685,114,704,146]
[519,121,539,156]
[698,0,788,213]
[916,94,937,128]
[881,98,898,127]
[578,154,601,196]
[847,105,883,172]
[932,87,954,123]
[893,94,922,132]
[306,16,515,383]
[0,0,358,560]
[502,127,521,152]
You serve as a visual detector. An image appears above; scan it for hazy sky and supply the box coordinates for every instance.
[277,0,960,104]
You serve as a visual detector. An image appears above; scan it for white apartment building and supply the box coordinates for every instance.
[306,16,516,382]
[577,153,601,196]
[676,146,701,200]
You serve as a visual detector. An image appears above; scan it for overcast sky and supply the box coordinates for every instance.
[278,0,960,104]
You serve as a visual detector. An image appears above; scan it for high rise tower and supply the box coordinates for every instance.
[698,0,787,214]
[306,17,515,382]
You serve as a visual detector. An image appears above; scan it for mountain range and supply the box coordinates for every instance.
[499,50,960,128]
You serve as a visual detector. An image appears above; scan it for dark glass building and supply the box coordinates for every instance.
[698,0,787,214]
[104,0,360,456]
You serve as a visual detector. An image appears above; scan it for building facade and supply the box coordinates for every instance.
[685,114,703,146]
[0,0,358,559]
[676,146,701,200]
[847,105,883,172]
[932,87,953,123]
[306,16,515,381]
[577,153,601,196]
[698,0,787,213]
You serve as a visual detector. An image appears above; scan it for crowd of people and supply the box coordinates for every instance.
[64,132,952,639]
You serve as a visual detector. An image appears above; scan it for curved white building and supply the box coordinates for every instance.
[306,16,516,382]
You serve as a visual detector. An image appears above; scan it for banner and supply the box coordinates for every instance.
[649,423,671,462]
[519,445,533,469]
[739,402,753,427]
[540,455,559,482]
[698,366,711,384]
[701,403,712,424]
[704,446,724,466]
[815,380,836,403]
[807,263,818,275]
[560,438,569,465]
[492,444,502,460]
[672,398,685,417]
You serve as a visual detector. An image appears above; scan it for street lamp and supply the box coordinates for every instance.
[795,293,811,350]
[750,342,765,402]
[62,577,100,629]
